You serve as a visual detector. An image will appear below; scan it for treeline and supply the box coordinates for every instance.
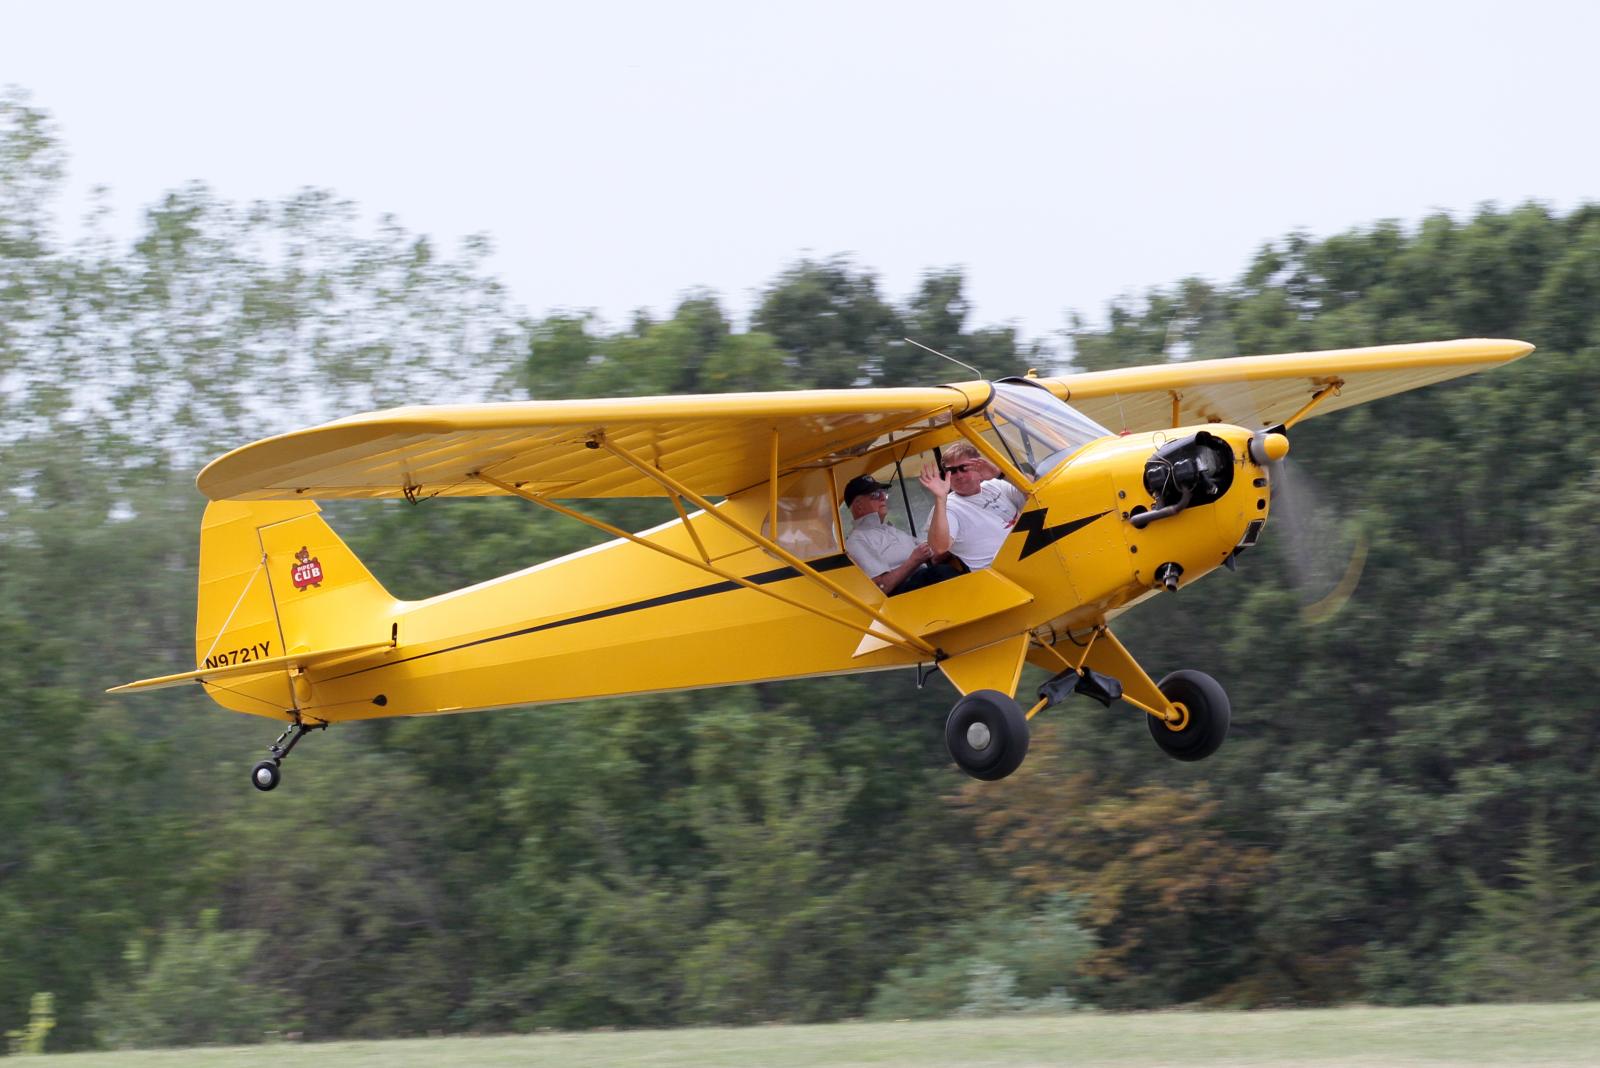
[3,90,1599,1052]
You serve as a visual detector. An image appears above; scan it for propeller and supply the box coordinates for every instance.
[1255,441,1368,623]
[1160,307,1366,623]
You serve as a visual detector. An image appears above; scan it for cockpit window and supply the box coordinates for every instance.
[978,381,1112,479]
[759,469,843,561]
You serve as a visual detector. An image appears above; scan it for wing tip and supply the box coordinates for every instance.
[105,676,207,695]
[1500,338,1536,361]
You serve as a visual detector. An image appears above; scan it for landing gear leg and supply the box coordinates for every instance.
[251,715,326,792]
[1029,627,1231,762]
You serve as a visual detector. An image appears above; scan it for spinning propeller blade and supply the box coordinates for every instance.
[1262,451,1367,625]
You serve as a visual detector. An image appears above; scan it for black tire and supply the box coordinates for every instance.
[251,760,281,792]
[945,689,1030,781]
[1148,669,1230,762]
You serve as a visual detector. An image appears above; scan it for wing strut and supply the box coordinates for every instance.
[1027,626,1183,725]
[665,491,713,563]
[472,471,939,659]
[1283,379,1344,430]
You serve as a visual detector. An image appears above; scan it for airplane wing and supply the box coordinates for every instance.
[197,385,988,501]
[197,340,1530,502]
[1035,338,1533,433]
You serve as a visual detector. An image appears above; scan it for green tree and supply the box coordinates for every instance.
[5,992,56,1056]
[867,896,1095,1020]
[1443,815,1600,1002]
[88,912,288,1049]
[1063,201,1600,1006]
[0,92,522,1047]
[751,257,904,388]
[12,81,1600,1044]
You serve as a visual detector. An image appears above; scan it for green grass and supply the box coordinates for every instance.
[37,1003,1600,1067]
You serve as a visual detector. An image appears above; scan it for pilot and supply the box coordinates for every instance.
[843,474,960,595]
[918,441,1027,570]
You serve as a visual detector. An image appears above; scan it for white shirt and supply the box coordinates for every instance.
[845,512,921,581]
[930,479,1027,570]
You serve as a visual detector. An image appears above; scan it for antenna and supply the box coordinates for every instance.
[904,337,983,379]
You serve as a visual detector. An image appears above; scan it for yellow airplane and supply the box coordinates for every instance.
[111,339,1532,791]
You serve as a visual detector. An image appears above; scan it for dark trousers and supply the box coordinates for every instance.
[889,561,963,596]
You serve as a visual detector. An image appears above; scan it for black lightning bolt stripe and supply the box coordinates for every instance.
[1012,508,1112,560]
[321,553,859,682]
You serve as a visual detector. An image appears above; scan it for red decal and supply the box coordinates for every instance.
[291,546,324,590]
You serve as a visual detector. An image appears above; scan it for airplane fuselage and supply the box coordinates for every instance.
[197,421,1269,724]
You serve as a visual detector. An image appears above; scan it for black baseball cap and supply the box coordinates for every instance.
[843,474,888,505]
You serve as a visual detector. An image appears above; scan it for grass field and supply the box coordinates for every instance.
[37,1002,1600,1067]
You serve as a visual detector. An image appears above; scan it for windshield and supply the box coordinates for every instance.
[979,381,1112,479]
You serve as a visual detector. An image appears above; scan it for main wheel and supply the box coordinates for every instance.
[945,690,1030,781]
[1147,669,1230,762]
[251,760,282,792]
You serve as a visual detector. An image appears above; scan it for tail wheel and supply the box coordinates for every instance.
[1148,669,1230,762]
[251,760,282,792]
[945,690,1030,781]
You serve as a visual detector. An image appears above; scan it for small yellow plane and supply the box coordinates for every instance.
[112,339,1532,791]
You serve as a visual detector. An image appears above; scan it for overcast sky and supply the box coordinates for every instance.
[4,1,1597,348]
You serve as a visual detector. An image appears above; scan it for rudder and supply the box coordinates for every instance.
[197,500,398,719]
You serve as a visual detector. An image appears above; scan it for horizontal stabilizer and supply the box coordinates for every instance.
[107,639,395,695]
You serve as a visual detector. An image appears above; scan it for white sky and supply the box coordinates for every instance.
[4,0,1597,348]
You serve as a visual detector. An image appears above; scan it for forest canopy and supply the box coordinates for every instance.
[4,90,1599,1052]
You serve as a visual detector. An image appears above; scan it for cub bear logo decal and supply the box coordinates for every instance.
[291,546,323,590]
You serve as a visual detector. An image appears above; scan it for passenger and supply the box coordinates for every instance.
[918,442,1027,570]
[843,475,960,595]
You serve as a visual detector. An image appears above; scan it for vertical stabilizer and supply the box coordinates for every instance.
[196,500,397,719]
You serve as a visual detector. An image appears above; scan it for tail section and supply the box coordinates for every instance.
[195,500,398,719]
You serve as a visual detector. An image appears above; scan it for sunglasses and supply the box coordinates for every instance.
[945,463,981,474]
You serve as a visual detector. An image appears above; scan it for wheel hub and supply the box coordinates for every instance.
[966,721,993,751]
[1161,701,1191,732]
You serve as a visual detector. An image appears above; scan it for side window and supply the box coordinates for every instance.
[760,469,842,561]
